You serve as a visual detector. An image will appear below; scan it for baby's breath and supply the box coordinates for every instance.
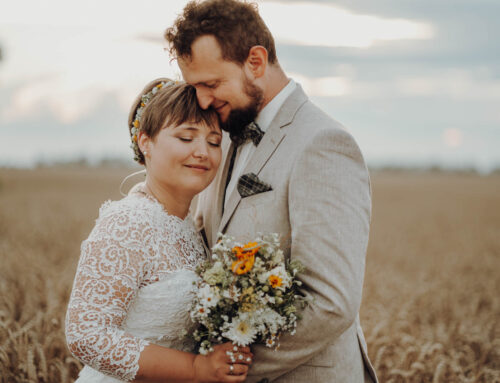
[189,233,307,351]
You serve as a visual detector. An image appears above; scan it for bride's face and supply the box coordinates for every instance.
[142,120,222,196]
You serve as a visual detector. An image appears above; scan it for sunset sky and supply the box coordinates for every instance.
[1,0,499,171]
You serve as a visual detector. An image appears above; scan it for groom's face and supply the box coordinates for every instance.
[178,35,263,130]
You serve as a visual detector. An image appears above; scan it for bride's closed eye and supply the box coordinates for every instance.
[207,141,221,147]
[178,137,221,147]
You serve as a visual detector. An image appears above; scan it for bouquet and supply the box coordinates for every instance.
[190,233,307,355]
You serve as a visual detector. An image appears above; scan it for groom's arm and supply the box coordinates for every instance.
[247,126,371,382]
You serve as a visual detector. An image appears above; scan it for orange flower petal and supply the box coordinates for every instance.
[231,255,255,275]
[269,275,283,288]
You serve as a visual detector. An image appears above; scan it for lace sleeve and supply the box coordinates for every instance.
[65,200,154,381]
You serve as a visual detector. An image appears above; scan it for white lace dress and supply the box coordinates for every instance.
[65,192,206,382]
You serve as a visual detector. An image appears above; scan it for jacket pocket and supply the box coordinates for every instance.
[238,190,275,207]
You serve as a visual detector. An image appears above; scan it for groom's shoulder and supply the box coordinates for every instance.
[290,97,357,146]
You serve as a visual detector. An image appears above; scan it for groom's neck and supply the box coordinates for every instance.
[258,64,289,110]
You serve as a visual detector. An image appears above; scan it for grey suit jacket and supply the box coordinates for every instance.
[193,85,378,382]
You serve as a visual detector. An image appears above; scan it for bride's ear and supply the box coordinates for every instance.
[138,131,151,158]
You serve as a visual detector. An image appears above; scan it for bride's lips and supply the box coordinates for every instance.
[185,164,210,172]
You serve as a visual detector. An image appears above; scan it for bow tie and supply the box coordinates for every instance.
[230,122,264,147]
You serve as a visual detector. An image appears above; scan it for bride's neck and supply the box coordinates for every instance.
[144,177,192,219]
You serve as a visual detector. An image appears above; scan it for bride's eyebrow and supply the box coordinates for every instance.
[176,126,221,137]
[175,126,199,132]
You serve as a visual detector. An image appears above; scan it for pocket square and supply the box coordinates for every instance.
[237,172,273,198]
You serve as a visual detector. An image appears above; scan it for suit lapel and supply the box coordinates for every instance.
[209,134,233,246]
[218,125,285,233]
[217,84,309,235]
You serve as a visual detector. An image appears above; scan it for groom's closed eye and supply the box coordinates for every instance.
[199,81,220,89]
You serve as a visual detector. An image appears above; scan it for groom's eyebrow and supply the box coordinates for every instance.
[193,80,218,87]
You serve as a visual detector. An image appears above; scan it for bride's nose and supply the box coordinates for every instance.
[193,140,209,160]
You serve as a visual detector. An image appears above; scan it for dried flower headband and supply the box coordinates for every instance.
[130,80,176,162]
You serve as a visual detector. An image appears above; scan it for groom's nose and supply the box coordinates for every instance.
[196,88,214,110]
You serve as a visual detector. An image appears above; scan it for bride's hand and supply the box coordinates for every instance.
[193,342,253,382]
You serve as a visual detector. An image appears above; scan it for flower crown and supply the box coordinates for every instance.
[130,80,176,162]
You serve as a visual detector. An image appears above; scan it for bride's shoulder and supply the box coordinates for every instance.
[83,194,164,246]
[95,193,160,226]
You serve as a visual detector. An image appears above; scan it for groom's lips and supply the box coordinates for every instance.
[214,102,228,113]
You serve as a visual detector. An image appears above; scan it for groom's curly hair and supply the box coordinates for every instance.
[165,0,277,65]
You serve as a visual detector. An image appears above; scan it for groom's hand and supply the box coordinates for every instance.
[193,343,253,383]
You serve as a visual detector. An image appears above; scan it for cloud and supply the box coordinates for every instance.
[1,0,499,170]
[443,129,464,148]
[258,1,434,48]
[0,93,133,167]
[289,73,351,97]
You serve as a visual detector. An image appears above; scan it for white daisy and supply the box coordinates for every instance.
[222,314,258,346]
[198,284,220,308]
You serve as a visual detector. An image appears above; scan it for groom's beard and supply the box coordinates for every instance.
[220,77,264,135]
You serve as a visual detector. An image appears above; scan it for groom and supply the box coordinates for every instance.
[166,1,377,382]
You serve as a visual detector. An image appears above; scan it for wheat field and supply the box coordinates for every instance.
[0,167,498,382]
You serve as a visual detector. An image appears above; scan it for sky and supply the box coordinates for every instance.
[1,0,499,171]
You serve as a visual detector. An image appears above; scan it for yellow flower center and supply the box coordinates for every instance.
[237,321,250,334]
[269,275,283,288]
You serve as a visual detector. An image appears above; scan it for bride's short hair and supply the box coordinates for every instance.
[128,78,218,164]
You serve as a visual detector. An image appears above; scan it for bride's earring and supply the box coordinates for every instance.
[143,151,148,156]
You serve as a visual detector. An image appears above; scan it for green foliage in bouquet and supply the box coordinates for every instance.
[190,233,307,355]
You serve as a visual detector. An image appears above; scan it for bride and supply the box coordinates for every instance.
[65,79,252,382]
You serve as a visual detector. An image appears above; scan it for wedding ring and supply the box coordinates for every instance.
[229,364,234,375]
[226,350,236,363]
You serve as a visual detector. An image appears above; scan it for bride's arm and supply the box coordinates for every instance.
[65,203,250,382]
[135,343,251,383]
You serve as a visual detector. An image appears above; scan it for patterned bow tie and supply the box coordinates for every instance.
[230,122,264,147]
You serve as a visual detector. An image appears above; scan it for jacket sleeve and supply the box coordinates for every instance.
[247,127,371,381]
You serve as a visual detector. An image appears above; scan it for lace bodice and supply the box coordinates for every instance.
[65,192,206,382]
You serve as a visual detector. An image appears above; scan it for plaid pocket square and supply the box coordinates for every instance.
[237,172,273,198]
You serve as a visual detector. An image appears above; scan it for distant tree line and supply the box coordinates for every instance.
[21,156,500,175]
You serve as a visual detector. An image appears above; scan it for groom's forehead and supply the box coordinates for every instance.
[178,40,237,81]
[178,57,221,84]
[190,35,224,61]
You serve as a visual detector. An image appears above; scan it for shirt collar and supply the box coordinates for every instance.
[255,79,296,132]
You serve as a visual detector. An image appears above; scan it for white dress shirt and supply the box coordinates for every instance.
[225,79,296,208]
